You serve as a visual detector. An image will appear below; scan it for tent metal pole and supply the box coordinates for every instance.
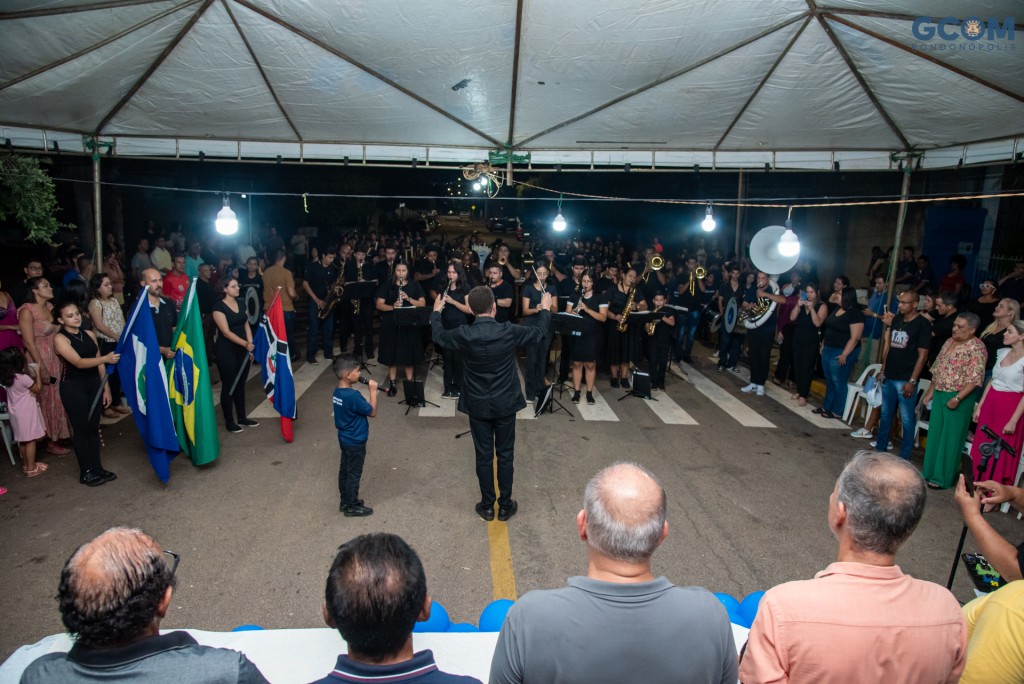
[93,151,103,266]
[735,170,743,258]
[881,167,912,361]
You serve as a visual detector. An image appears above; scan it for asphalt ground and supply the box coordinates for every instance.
[2,340,1020,661]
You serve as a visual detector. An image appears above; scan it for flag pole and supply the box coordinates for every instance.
[87,374,111,422]
[229,353,253,395]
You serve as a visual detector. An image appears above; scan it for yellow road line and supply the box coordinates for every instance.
[487,456,517,601]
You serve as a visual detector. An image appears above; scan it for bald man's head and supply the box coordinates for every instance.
[141,268,163,298]
[836,451,926,556]
[58,527,175,648]
[583,463,667,562]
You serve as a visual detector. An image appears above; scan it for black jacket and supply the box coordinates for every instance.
[431,310,549,419]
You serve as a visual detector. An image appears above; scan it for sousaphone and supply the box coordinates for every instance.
[742,225,801,330]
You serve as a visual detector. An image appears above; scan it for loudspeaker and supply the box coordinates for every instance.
[631,370,652,399]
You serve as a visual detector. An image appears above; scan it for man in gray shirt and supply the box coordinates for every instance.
[488,463,738,684]
[20,527,269,684]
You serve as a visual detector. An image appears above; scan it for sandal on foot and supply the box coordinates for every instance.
[23,463,48,477]
[46,444,70,455]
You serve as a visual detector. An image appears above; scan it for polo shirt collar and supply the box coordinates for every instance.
[68,631,197,667]
[328,650,440,682]
[815,561,905,581]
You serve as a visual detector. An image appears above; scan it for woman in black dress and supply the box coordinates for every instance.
[432,261,473,398]
[52,300,119,486]
[605,267,647,389]
[520,263,556,402]
[212,277,257,433]
[567,271,607,404]
[376,262,426,396]
[789,282,827,407]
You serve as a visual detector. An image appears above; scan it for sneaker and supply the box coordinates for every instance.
[572,390,581,404]
[716,365,724,372]
[731,367,741,373]
[869,440,894,450]
[741,383,757,393]
[711,351,720,359]
[308,357,319,365]
[755,385,765,396]
[226,424,243,434]
[586,391,595,405]
[611,378,621,388]
[441,390,453,398]
[620,378,630,390]
[850,428,874,439]
[239,418,260,427]
[343,504,374,517]
[450,391,460,399]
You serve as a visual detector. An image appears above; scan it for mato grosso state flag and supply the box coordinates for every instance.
[115,288,181,483]
[168,279,220,466]
[253,290,296,443]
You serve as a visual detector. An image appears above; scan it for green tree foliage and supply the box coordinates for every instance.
[0,153,73,243]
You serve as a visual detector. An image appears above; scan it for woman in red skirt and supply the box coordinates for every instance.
[971,320,1024,484]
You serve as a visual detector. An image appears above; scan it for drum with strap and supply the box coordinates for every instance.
[244,286,261,327]
[723,297,739,333]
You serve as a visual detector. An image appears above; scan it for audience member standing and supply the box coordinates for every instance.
[815,288,864,419]
[149,236,173,273]
[9,258,44,307]
[979,298,1020,382]
[17,276,70,455]
[212,277,258,435]
[874,291,931,458]
[162,254,190,310]
[0,347,48,477]
[103,251,126,306]
[129,239,152,284]
[87,273,130,418]
[970,279,999,330]
[140,269,178,360]
[970,319,1024,486]
[790,282,827,407]
[290,227,308,279]
[262,249,298,362]
[490,462,737,684]
[740,451,966,683]
[0,278,23,351]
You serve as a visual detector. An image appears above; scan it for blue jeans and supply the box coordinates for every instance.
[822,346,860,415]
[675,310,701,360]
[876,379,918,459]
[307,300,334,361]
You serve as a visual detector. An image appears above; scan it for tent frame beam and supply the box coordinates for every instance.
[715,17,812,151]
[0,0,202,93]
[95,0,214,133]
[220,0,302,141]
[233,0,501,149]
[0,0,168,20]
[505,0,525,150]
[514,14,809,148]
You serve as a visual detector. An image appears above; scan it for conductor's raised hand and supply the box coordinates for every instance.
[433,294,446,312]
[540,292,553,310]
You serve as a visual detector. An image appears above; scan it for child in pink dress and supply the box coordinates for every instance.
[0,347,48,477]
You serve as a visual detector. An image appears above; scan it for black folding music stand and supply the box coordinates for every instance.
[345,280,379,373]
[620,369,654,402]
[399,379,438,415]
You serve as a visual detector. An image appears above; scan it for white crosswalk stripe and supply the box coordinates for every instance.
[640,390,698,425]
[249,356,330,418]
[729,365,847,429]
[572,387,619,421]
[682,365,776,428]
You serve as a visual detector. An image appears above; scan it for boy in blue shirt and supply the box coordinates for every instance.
[332,355,378,517]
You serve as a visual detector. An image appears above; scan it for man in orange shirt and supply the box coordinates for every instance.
[263,248,298,362]
[740,450,966,683]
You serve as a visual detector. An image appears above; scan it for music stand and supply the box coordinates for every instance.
[552,312,584,395]
[399,379,438,415]
[534,381,573,418]
[392,306,431,327]
[345,280,379,373]
[619,369,655,402]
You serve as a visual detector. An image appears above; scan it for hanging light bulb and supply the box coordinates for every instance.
[215,195,239,235]
[552,193,567,232]
[778,218,800,257]
[701,203,716,232]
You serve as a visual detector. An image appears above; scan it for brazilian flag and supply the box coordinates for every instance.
[168,279,220,466]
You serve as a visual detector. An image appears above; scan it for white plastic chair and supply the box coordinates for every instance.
[843,363,882,424]
[908,379,931,445]
[0,387,15,465]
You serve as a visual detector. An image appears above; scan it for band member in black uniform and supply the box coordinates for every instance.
[488,264,514,323]
[333,243,354,354]
[520,264,557,402]
[415,245,442,298]
[303,247,338,364]
[645,291,676,391]
[212,277,257,433]
[375,244,400,287]
[375,262,425,396]
[345,245,375,359]
[605,267,647,389]
[432,261,473,398]
[556,257,587,384]
[485,243,521,283]
[462,250,484,287]
[667,257,704,364]
[595,264,618,295]
[566,271,608,405]
[741,271,784,395]
[53,300,119,486]
[717,264,744,371]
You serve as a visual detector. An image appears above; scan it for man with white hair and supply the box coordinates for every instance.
[488,462,737,684]
[740,451,966,683]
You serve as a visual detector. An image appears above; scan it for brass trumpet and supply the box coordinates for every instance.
[498,255,508,266]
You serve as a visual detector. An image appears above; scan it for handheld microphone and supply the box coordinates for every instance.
[357,376,369,385]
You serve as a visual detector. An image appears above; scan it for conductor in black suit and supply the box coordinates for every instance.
[432,285,552,522]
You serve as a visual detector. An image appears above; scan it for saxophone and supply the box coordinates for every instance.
[353,261,363,315]
[646,305,662,336]
[318,264,347,320]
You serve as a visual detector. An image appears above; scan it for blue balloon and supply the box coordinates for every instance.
[727,609,745,627]
[447,622,481,633]
[739,591,765,628]
[713,592,741,616]
[413,601,451,633]
[478,599,515,632]
[231,624,265,632]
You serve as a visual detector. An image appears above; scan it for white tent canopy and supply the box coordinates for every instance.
[1,0,1021,169]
